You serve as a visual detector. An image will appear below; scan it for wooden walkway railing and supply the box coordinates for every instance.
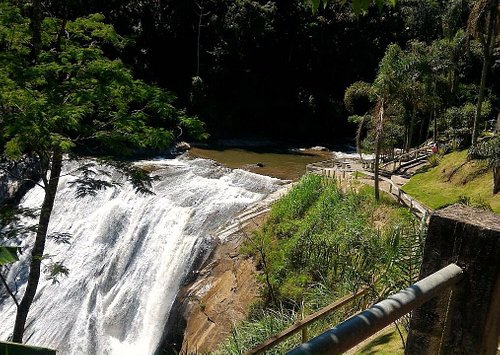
[246,286,372,354]
[379,146,431,174]
[306,162,431,222]
[306,146,431,176]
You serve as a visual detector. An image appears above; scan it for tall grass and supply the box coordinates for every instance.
[222,174,423,353]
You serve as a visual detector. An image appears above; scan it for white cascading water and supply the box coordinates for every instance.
[0,156,286,354]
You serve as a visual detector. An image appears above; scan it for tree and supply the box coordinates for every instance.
[344,44,406,201]
[468,0,499,144]
[0,1,206,342]
[344,81,375,159]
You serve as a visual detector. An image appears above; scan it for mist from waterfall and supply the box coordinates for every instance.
[0,156,285,354]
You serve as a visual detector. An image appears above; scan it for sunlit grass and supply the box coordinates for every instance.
[403,150,500,213]
[350,325,405,355]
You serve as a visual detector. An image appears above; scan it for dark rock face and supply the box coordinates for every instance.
[0,156,41,205]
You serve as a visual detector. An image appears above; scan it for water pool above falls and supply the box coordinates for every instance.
[0,157,286,354]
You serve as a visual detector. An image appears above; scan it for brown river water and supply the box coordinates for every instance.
[188,146,334,181]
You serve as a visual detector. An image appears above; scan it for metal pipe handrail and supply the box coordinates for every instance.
[287,263,463,355]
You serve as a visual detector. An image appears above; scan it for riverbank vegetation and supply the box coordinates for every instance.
[217,174,424,353]
[403,150,500,213]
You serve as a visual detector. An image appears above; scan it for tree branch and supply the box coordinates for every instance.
[0,271,19,309]
[0,167,45,190]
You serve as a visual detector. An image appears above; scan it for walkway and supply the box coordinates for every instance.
[306,152,432,222]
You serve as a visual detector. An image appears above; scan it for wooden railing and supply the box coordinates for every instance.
[307,146,431,176]
[246,286,372,354]
[306,162,431,222]
[379,146,432,174]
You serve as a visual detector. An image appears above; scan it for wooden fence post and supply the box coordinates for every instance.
[406,205,500,355]
[301,307,308,343]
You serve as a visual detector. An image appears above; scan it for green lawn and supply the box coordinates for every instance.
[403,150,500,213]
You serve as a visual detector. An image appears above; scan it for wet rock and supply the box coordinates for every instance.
[0,156,40,205]
[176,141,191,151]
[310,146,329,151]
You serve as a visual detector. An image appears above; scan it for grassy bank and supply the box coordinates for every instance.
[217,174,424,353]
[403,151,500,213]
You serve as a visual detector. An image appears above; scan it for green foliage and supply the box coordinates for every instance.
[45,261,70,285]
[269,174,323,222]
[344,81,375,113]
[468,135,500,168]
[216,308,299,354]
[225,175,423,352]
[427,153,441,167]
[0,3,205,161]
[442,101,492,147]
[0,246,19,266]
[308,0,397,14]
[248,174,421,306]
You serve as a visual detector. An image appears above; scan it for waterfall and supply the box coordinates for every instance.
[0,156,285,354]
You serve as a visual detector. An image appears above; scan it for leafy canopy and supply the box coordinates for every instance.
[0,5,206,161]
[307,0,397,14]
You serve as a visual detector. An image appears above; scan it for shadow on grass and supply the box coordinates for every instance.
[356,330,401,355]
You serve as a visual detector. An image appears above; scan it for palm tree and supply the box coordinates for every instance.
[344,44,406,201]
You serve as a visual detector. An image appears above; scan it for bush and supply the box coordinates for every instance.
[427,153,441,167]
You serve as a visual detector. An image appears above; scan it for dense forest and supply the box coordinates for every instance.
[23,0,498,142]
[1,0,499,351]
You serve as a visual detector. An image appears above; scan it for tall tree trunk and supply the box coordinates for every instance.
[472,0,498,145]
[494,166,500,194]
[419,107,429,143]
[30,0,42,62]
[374,99,385,202]
[12,149,63,343]
[433,79,437,143]
[407,105,416,151]
[374,135,381,202]
[356,115,366,161]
